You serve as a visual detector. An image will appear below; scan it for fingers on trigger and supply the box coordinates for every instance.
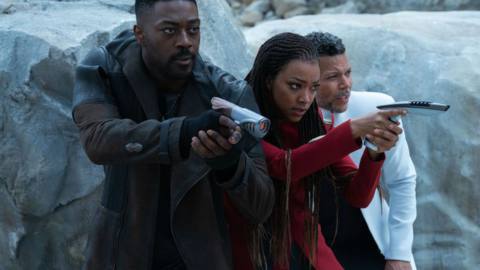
[198,131,221,157]
[192,136,214,158]
[229,130,242,144]
[207,130,231,150]
[219,115,237,129]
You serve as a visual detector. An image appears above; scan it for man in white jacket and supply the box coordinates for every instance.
[306,32,417,270]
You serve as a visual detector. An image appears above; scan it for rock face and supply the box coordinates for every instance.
[229,0,480,25]
[0,0,251,269]
[353,0,480,13]
[196,0,253,78]
[244,11,480,270]
[239,0,271,26]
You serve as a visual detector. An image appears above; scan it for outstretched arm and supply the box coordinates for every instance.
[332,151,385,208]
[261,120,362,182]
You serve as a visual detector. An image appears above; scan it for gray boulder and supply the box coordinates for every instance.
[0,0,252,269]
[352,0,480,13]
[228,0,480,22]
[244,11,480,270]
[239,0,271,26]
[322,0,359,14]
[240,9,264,26]
[197,0,253,78]
[0,2,132,269]
[272,0,307,17]
[321,0,480,13]
[98,0,134,13]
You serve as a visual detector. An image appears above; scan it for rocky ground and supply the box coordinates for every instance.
[0,0,479,269]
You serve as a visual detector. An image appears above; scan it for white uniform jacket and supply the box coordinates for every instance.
[326,91,417,269]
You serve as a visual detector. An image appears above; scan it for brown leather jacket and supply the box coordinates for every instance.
[73,30,274,270]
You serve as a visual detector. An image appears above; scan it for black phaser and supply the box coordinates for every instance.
[365,101,450,151]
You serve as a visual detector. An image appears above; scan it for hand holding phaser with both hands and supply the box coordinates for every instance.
[182,97,270,170]
[180,109,243,170]
[191,115,245,171]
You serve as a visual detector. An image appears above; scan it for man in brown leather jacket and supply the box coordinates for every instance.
[72,0,274,269]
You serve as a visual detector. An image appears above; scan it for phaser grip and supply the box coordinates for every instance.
[364,100,450,151]
[211,97,270,139]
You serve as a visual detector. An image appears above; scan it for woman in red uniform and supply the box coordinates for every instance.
[226,32,405,270]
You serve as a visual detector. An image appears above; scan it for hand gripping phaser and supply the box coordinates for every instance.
[211,97,271,139]
[364,101,450,151]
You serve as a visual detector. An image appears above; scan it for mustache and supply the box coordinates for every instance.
[171,48,195,60]
[335,90,350,98]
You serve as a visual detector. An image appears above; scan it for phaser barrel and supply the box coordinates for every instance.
[211,97,270,139]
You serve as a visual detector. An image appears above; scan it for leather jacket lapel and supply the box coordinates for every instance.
[170,154,211,213]
[191,55,220,105]
[121,43,161,120]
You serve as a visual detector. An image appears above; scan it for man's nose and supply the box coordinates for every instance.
[176,30,193,48]
[339,75,352,89]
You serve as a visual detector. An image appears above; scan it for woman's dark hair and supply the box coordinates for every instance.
[246,32,341,268]
[246,32,318,132]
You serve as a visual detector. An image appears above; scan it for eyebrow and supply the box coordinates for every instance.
[156,18,200,26]
[324,66,351,73]
[322,71,338,76]
[288,77,307,83]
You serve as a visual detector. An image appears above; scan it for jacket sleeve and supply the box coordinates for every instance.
[72,47,183,165]
[208,66,275,225]
[332,150,385,208]
[382,120,417,261]
[261,120,362,182]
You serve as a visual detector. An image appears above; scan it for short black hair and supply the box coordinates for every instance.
[135,0,197,18]
[305,31,346,57]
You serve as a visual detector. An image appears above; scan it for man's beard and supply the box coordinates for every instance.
[320,90,350,113]
[332,90,350,113]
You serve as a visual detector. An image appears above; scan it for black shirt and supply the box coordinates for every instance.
[318,179,385,270]
[151,91,186,270]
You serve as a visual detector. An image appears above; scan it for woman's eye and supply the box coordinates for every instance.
[289,83,300,90]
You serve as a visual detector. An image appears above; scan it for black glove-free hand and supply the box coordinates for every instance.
[180,110,222,158]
